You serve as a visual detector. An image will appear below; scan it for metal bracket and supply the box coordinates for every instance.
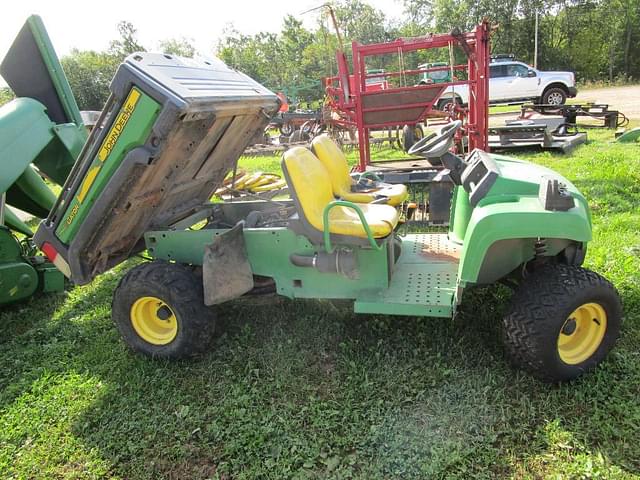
[202,221,254,305]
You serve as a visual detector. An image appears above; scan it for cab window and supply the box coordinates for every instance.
[489,65,507,78]
[506,64,529,77]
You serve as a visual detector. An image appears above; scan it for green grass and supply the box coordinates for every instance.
[488,99,585,115]
[489,104,523,114]
[1,128,640,479]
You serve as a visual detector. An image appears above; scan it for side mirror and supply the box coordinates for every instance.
[527,69,537,77]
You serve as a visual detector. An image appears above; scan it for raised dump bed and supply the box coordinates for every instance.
[35,53,280,284]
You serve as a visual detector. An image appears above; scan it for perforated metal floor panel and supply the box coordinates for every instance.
[354,233,459,317]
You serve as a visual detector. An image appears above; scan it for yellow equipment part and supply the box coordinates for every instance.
[311,134,408,206]
[557,302,608,365]
[248,173,280,189]
[215,171,286,196]
[283,147,398,238]
[251,178,286,192]
[238,171,264,189]
[130,296,178,345]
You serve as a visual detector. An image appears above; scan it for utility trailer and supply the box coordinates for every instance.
[488,122,587,153]
[520,103,628,130]
[36,53,622,383]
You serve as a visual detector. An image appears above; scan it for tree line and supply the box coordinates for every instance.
[1,0,638,110]
[218,0,639,103]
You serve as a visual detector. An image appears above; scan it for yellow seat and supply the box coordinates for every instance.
[311,134,408,206]
[282,147,399,239]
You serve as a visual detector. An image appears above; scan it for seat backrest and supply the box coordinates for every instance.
[311,134,353,197]
[282,147,334,232]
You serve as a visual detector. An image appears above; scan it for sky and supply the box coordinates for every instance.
[1,0,403,61]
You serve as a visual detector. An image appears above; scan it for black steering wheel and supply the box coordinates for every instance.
[407,120,463,158]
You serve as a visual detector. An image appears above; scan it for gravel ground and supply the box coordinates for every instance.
[576,84,640,120]
[488,84,640,126]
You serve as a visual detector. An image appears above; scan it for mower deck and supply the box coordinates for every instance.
[355,233,459,317]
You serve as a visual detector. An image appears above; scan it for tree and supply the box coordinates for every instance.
[61,49,120,110]
[109,21,146,57]
[402,0,433,27]
[159,38,196,57]
[333,0,389,44]
[0,87,14,107]
[58,20,147,111]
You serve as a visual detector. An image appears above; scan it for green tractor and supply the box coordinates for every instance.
[32,36,621,383]
[0,16,88,305]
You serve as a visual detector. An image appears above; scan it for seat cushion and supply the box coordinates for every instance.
[282,146,398,239]
[343,183,408,206]
[328,202,399,238]
[312,134,408,207]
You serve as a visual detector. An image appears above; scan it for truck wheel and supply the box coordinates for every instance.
[541,87,567,105]
[112,261,216,359]
[503,263,621,382]
[402,124,424,152]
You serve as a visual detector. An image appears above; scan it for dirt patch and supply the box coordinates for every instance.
[488,84,640,127]
[576,84,640,120]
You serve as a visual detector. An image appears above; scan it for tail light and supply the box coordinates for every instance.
[41,242,71,278]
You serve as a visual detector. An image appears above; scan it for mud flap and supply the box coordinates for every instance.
[202,222,254,305]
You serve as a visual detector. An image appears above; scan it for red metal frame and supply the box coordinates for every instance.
[324,21,491,171]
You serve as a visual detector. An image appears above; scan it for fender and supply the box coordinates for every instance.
[458,195,591,286]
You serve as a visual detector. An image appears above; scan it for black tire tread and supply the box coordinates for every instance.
[542,86,568,105]
[112,261,216,359]
[503,263,621,382]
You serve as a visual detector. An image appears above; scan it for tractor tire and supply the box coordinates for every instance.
[112,261,216,359]
[402,124,424,152]
[502,263,621,382]
[541,87,567,105]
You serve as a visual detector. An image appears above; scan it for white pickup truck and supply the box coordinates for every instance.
[431,59,577,108]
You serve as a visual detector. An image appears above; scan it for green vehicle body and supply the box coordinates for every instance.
[26,42,592,318]
[140,152,591,317]
[55,88,161,243]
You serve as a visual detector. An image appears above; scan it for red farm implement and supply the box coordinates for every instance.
[324,21,492,172]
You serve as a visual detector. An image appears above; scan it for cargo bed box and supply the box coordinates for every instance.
[35,53,280,284]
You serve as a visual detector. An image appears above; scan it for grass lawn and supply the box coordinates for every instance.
[1,127,639,479]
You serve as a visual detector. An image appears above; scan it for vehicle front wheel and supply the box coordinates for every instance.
[502,263,622,382]
[112,261,216,359]
[541,87,567,105]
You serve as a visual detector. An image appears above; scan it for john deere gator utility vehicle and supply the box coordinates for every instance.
[0,16,88,305]
[34,51,621,382]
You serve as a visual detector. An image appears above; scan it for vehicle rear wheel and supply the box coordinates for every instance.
[541,87,567,105]
[502,263,621,382]
[402,124,424,152]
[112,261,216,359]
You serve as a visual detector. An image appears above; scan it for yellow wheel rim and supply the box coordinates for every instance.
[130,296,178,345]
[557,302,607,365]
